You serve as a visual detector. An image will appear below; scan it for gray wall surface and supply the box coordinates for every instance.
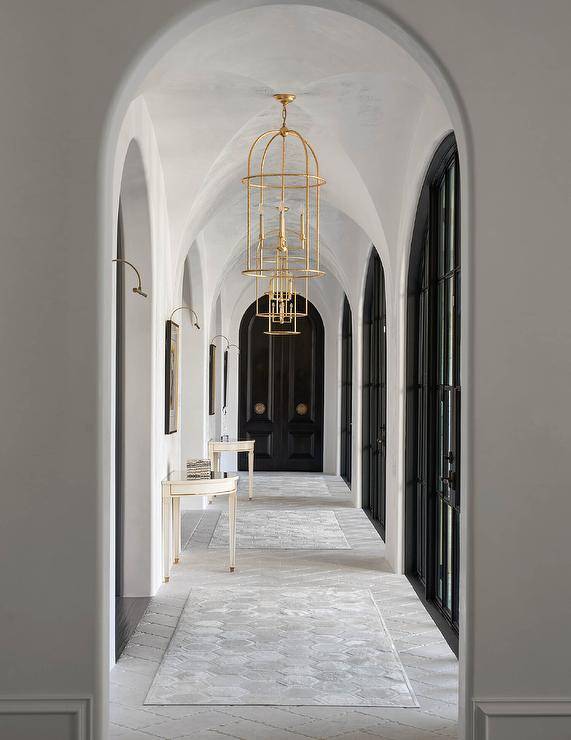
[0,1,570,738]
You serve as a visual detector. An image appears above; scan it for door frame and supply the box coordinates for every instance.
[362,248,387,540]
[340,295,353,486]
[405,132,460,654]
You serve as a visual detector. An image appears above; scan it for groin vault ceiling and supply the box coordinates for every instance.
[138,4,451,296]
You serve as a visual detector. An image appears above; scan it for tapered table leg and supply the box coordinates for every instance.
[229,484,237,572]
[162,487,171,583]
[173,496,181,564]
[208,446,220,504]
[248,448,254,500]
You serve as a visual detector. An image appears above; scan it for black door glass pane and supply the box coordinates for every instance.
[422,232,430,288]
[455,272,461,386]
[437,497,444,602]
[438,178,446,277]
[446,277,454,387]
[447,162,456,273]
[437,281,446,384]
[446,503,454,612]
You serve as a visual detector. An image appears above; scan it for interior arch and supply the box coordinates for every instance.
[99,2,472,736]
[114,139,154,656]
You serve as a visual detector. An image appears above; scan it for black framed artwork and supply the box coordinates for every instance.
[208,343,216,416]
[164,320,179,434]
[222,348,229,410]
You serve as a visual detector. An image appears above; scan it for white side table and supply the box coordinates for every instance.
[161,470,239,581]
[208,438,255,500]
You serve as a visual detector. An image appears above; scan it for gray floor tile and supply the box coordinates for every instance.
[111,474,458,739]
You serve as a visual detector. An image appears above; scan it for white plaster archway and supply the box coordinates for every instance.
[98,3,472,736]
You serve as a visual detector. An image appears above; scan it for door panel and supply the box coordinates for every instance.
[340,296,352,485]
[362,249,387,538]
[239,296,324,471]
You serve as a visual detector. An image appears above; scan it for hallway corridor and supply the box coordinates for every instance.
[110,474,457,739]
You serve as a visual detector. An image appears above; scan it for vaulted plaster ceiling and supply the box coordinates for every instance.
[139,3,451,301]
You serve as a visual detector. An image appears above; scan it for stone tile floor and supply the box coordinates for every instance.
[110,473,458,739]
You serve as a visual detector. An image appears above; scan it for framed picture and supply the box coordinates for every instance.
[222,347,229,411]
[165,320,179,434]
[208,343,216,415]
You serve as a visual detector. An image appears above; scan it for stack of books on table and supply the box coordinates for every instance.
[186,459,211,479]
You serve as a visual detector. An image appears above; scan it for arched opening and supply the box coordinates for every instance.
[99,3,471,737]
[238,296,325,472]
[113,140,153,658]
[362,248,387,539]
[405,133,461,653]
[340,294,353,486]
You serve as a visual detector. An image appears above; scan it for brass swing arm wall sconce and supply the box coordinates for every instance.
[169,305,200,329]
[112,258,148,298]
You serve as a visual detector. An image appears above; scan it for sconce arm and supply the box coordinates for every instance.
[169,305,200,329]
[112,258,148,298]
[210,334,230,350]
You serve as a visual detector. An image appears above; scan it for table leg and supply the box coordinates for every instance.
[209,451,220,504]
[173,496,181,564]
[162,491,171,583]
[229,485,237,572]
[248,448,254,500]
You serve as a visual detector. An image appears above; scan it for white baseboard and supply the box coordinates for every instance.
[474,699,571,740]
[0,696,91,740]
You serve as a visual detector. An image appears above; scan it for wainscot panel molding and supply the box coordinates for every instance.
[474,699,571,740]
[0,696,91,740]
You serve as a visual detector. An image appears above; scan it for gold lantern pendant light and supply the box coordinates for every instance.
[242,94,326,335]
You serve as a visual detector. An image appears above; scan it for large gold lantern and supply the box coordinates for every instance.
[242,94,325,335]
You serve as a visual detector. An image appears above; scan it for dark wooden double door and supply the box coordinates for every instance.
[362,250,387,538]
[238,298,324,471]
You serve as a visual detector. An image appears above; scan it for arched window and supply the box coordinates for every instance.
[405,134,461,652]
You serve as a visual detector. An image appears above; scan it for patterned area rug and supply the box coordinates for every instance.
[145,587,417,707]
[208,509,351,550]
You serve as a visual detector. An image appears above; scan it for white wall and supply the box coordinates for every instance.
[1,2,571,739]
[118,140,154,597]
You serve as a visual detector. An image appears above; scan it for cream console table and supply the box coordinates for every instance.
[208,438,255,500]
[161,470,239,581]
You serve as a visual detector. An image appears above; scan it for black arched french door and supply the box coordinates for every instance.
[362,249,387,538]
[340,295,352,486]
[405,133,461,652]
[238,296,324,471]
